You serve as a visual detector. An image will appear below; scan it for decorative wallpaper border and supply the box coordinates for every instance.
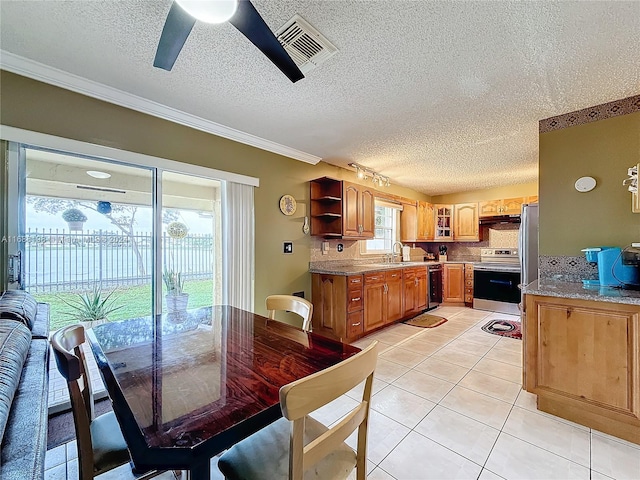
[539,94,640,133]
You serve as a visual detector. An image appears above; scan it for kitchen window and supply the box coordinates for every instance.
[361,200,401,254]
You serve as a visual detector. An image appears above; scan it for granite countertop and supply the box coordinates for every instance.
[523,278,640,306]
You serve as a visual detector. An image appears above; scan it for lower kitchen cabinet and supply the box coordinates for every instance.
[524,294,640,444]
[364,269,404,330]
[311,273,364,342]
[404,266,428,316]
[443,263,465,304]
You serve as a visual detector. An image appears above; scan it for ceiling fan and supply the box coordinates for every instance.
[153,0,304,83]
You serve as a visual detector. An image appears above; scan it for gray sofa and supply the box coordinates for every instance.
[0,290,50,480]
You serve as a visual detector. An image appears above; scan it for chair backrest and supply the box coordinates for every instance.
[51,324,96,479]
[266,294,313,332]
[279,341,378,480]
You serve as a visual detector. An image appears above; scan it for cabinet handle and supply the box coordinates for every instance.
[384,284,388,293]
[351,322,361,326]
[351,297,361,302]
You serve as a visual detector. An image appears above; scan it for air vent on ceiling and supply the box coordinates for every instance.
[276,14,338,74]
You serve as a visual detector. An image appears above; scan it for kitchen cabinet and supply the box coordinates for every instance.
[401,201,435,242]
[453,203,480,241]
[310,177,374,239]
[443,263,465,304]
[404,266,428,316]
[363,270,403,330]
[434,204,454,241]
[526,195,538,204]
[479,197,525,216]
[418,201,435,241]
[311,274,364,342]
[464,264,474,305]
[524,294,640,444]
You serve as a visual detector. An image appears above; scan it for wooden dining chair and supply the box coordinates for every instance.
[266,294,314,332]
[217,340,379,480]
[50,324,160,480]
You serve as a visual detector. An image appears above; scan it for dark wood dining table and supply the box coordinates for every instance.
[87,305,360,480]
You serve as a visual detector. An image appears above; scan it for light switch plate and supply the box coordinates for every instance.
[283,241,293,254]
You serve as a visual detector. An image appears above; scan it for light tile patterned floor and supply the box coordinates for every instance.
[45,307,640,480]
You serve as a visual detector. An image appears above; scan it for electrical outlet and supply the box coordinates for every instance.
[322,241,329,255]
[283,242,293,254]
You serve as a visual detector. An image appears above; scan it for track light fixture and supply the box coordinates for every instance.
[348,163,391,187]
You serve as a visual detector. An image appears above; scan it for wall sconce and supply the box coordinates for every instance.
[348,163,390,187]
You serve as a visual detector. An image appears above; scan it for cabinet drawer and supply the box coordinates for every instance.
[347,288,363,312]
[464,294,473,303]
[386,270,402,281]
[348,275,363,287]
[347,311,364,338]
[364,272,385,284]
[465,279,473,287]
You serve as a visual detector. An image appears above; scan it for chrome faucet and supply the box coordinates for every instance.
[391,241,404,263]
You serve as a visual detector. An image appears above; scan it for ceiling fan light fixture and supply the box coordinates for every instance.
[175,0,238,24]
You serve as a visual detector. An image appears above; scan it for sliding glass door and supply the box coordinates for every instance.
[8,145,224,330]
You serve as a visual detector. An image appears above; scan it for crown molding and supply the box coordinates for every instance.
[0,50,322,165]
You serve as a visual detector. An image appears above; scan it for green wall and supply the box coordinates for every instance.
[539,111,640,256]
[0,71,427,312]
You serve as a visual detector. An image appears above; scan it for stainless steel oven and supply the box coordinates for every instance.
[473,249,521,315]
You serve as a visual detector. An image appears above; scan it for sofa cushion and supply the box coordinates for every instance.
[0,321,31,441]
[0,291,39,331]
[0,338,49,480]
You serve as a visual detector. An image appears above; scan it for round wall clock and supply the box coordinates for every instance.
[279,195,297,216]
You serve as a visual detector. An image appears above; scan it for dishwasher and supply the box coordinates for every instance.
[427,264,443,310]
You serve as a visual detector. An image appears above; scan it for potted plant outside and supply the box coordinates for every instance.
[62,208,88,231]
[62,286,123,329]
[163,269,189,312]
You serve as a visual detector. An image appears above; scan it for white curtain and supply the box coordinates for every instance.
[222,181,255,311]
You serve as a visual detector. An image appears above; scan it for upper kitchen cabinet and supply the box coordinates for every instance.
[526,195,538,204]
[434,204,454,241]
[310,177,374,239]
[479,197,525,216]
[401,201,435,242]
[453,203,480,241]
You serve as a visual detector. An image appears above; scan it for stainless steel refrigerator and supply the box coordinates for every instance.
[518,203,539,288]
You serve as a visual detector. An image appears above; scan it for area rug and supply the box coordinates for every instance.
[481,319,522,340]
[47,398,112,450]
[404,313,448,328]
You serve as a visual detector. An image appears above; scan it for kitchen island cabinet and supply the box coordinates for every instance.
[523,282,640,445]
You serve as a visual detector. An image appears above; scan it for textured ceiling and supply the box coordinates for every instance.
[1,1,639,195]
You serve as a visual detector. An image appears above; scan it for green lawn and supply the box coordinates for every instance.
[33,279,214,331]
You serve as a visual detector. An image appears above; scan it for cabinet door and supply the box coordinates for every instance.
[453,203,479,241]
[502,197,525,215]
[479,200,502,217]
[525,296,640,426]
[359,187,376,238]
[403,270,417,316]
[364,274,386,331]
[385,270,404,324]
[434,204,453,241]
[526,195,538,204]
[343,183,360,237]
[311,274,346,340]
[443,264,465,303]
[400,203,418,242]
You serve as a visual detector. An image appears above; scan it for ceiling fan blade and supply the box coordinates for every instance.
[153,1,196,71]
[229,0,304,83]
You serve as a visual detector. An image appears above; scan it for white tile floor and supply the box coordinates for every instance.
[45,306,640,480]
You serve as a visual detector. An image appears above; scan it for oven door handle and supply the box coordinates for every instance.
[489,279,513,286]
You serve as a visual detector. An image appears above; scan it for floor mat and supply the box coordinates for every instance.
[481,319,522,339]
[47,398,112,450]
[403,313,448,328]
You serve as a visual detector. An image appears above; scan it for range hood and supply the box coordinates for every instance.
[479,215,521,225]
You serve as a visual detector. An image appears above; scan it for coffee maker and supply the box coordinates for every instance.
[582,246,640,288]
